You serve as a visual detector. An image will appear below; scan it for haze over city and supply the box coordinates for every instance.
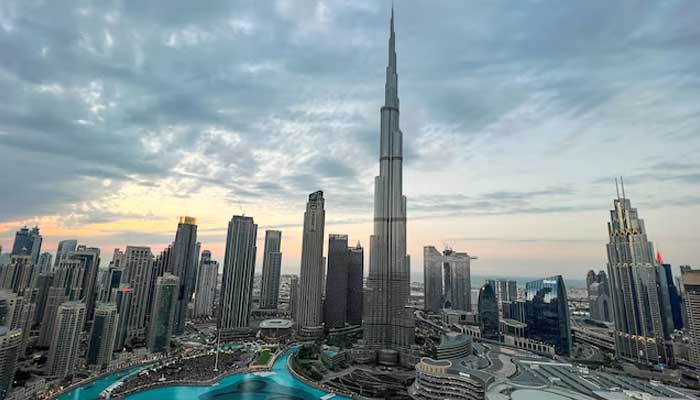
[1,1,699,278]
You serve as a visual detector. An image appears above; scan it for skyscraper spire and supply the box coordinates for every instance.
[385,5,398,109]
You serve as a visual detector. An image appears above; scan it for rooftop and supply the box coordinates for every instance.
[259,319,293,329]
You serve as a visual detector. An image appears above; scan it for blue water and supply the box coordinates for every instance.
[57,366,144,400]
[58,350,348,400]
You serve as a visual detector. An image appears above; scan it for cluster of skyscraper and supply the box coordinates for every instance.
[0,216,225,396]
[2,8,700,400]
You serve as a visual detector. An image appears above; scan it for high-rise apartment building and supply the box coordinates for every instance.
[260,230,283,310]
[219,216,257,331]
[46,301,86,378]
[324,235,364,329]
[586,270,612,322]
[54,239,78,268]
[423,247,474,313]
[87,303,118,370]
[194,255,218,319]
[147,273,178,353]
[169,216,198,336]
[11,226,42,264]
[72,245,101,323]
[0,327,22,400]
[681,266,700,367]
[113,286,133,351]
[289,275,299,320]
[121,246,154,341]
[37,252,52,274]
[297,191,326,338]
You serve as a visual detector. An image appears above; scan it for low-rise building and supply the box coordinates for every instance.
[409,357,492,400]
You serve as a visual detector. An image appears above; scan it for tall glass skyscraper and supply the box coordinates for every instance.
[170,216,198,336]
[147,273,178,354]
[477,282,499,340]
[297,191,325,338]
[363,7,415,357]
[219,215,257,330]
[524,275,571,356]
[260,230,282,310]
[606,183,673,367]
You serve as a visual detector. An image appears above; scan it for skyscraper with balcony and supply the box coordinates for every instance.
[0,327,22,400]
[297,191,326,338]
[219,216,257,331]
[121,246,154,341]
[169,216,198,336]
[46,301,86,378]
[194,254,218,319]
[681,266,700,367]
[260,230,283,310]
[363,8,415,357]
[606,182,674,367]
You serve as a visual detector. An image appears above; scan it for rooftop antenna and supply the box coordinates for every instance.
[615,178,620,200]
[620,176,626,199]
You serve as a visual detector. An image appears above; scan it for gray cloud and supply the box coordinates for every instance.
[1,0,699,242]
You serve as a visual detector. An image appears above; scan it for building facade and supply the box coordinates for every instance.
[147,273,179,353]
[586,270,612,322]
[681,266,700,366]
[113,286,133,351]
[219,216,257,330]
[169,216,198,336]
[297,191,326,338]
[87,303,118,370]
[260,230,283,310]
[54,239,78,268]
[121,246,154,341]
[477,283,499,340]
[423,246,473,313]
[0,327,22,400]
[194,255,218,319]
[364,10,415,356]
[409,357,489,400]
[289,275,299,321]
[525,275,572,356]
[10,226,41,265]
[347,243,364,326]
[46,301,86,379]
[606,186,674,367]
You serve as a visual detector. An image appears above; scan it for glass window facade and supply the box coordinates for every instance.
[525,275,572,356]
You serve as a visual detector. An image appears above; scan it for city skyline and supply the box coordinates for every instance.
[1,2,700,278]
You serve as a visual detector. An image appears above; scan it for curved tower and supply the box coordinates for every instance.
[363,7,414,354]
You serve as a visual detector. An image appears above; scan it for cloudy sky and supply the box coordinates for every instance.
[1,0,699,279]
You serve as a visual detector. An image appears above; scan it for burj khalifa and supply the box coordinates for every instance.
[363,7,415,358]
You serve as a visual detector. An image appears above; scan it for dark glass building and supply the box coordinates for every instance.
[347,244,364,326]
[525,275,572,356]
[324,235,364,329]
[477,283,499,340]
[659,260,683,331]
